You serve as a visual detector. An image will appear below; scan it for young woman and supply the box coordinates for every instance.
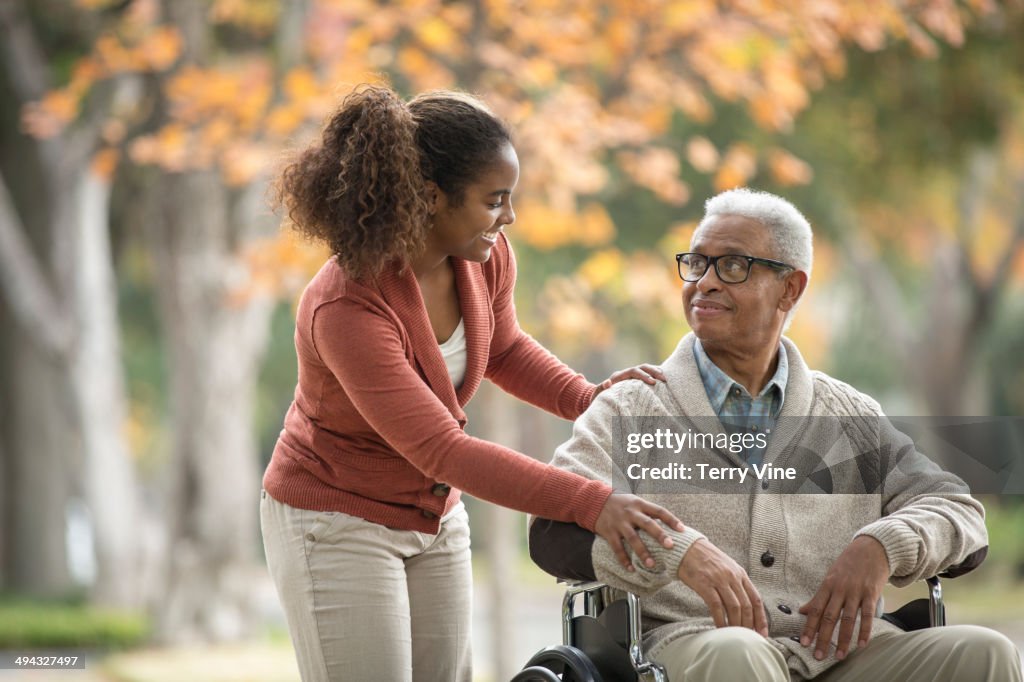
[260,85,683,682]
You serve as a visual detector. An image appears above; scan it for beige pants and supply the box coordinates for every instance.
[260,490,473,682]
[654,624,1022,681]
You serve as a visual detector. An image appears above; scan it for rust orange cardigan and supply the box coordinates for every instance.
[262,234,613,533]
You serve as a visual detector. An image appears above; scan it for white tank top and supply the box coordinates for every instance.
[438,318,467,389]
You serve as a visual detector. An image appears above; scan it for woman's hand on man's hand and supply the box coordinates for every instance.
[594,493,685,571]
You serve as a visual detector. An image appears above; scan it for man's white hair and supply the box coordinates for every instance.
[695,188,813,282]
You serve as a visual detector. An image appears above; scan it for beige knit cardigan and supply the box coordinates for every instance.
[545,333,987,679]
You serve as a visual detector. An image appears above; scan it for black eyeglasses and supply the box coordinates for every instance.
[675,252,794,284]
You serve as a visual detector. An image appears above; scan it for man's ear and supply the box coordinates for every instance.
[778,270,809,313]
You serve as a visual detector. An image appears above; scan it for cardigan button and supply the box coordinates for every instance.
[421,509,438,519]
[761,480,769,490]
[760,550,775,567]
[432,483,451,497]
[778,604,792,615]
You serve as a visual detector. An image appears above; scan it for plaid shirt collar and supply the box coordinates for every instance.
[693,339,788,418]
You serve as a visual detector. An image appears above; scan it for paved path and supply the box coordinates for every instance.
[1,576,1020,682]
[474,580,1024,681]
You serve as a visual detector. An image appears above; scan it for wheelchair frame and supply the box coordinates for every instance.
[561,580,668,682]
[515,576,946,682]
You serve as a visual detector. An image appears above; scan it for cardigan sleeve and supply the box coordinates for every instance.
[854,414,988,587]
[813,380,990,586]
[310,295,612,531]
[485,234,598,420]
[535,385,705,596]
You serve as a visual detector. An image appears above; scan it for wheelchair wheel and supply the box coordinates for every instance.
[510,665,563,682]
[517,645,604,682]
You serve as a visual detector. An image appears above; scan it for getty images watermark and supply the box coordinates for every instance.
[604,415,1024,496]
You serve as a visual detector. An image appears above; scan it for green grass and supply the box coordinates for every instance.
[0,598,149,650]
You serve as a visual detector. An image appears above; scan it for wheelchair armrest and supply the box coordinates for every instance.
[882,575,946,631]
[938,546,987,579]
[879,546,986,632]
[530,520,597,581]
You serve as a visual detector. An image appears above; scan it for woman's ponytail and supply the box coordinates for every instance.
[273,85,429,278]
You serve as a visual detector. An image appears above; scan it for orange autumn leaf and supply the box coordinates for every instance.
[137,123,189,172]
[580,203,618,247]
[663,0,717,32]
[90,147,120,179]
[137,27,182,71]
[618,148,690,206]
[101,118,127,145]
[714,143,758,191]
[623,251,676,308]
[767,149,814,186]
[241,231,332,298]
[74,0,119,9]
[416,17,459,54]
[41,90,79,123]
[209,0,280,34]
[284,68,321,102]
[523,58,557,88]
[221,143,269,186]
[537,275,615,351]
[578,249,625,290]
[514,200,616,251]
[672,80,714,123]
[94,35,134,71]
[686,137,720,174]
[200,117,235,149]
[1012,248,1024,283]
[22,90,78,138]
[68,58,103,95]
[266,105,306,136]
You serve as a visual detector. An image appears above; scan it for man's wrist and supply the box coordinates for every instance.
[671,529,708,579]
[852,533,892,576]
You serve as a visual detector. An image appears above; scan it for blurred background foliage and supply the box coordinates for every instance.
[0,0,1022,679]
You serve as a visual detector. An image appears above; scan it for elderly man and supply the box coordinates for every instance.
[529,188,1022,681]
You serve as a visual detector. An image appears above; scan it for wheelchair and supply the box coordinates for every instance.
[513,576,950,682]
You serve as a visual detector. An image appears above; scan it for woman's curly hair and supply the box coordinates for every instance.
[272,85,511,278]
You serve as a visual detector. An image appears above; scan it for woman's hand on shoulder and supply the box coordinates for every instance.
[593,364,666,399]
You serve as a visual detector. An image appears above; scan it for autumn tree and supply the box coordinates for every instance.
[2,0,1002,654]
[777,2,1024,415]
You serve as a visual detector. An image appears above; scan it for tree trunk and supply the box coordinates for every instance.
[0,0,143,605]
[0,81,76,598]
[146,170,274,641]
[70,167,146,607]
[0,166,145,605]
[1,326,75,596]
[471,383,520,681]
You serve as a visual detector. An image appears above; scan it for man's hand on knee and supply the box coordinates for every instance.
[677,538,768,636]
[799,535,891,661]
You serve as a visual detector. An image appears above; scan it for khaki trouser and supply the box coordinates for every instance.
[654,624,1022,681]
[260,490,473,682]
